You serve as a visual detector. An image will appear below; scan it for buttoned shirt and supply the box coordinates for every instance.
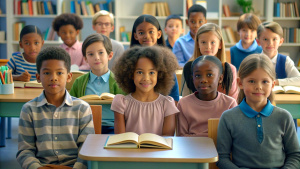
[85,70,110,96]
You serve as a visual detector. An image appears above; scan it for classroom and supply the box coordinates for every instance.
[0,0,300,169]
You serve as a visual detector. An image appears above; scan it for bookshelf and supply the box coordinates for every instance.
[1,0,299,64]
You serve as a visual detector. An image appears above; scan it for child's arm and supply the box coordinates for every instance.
[216,115,240,169]
[114,112,126,134]
[281,112,300,168]
[13,70,31,82]
[162,114,176,136]
[17,106,43,169]
[276,57,300,86]
[227,64,238,100]
[73,105,94,169]
[176,102,191,136]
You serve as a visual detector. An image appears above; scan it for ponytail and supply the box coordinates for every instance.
[221,62,233,95]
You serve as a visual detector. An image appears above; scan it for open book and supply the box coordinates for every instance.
[273,86,300,94]
[104,132,173,149]
[14,80,43,88]
[79,93,115,100]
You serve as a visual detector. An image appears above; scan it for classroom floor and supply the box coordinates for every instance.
[1,118,300,169]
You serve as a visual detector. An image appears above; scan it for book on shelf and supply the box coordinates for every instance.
[142,2,170,16]
[273,86,300,94]
[14,80,43,88]
[79,93,115,100]
[0,31,5,42]
[222,4,231,17]
[81,1,88,16]
[104,132,173,149]
[14,0,56,15]
[223,26,237,44]
[14,22,25,41]
[22,0,29,15]
[274,2,299,17]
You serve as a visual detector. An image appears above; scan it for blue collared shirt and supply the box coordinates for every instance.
[172,31,195,67]
[85,70,110,96]
[239,98,274,143]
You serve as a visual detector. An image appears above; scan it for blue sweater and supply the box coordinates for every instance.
[230,40,262,70]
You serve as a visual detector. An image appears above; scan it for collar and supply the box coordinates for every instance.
[89,70,110,83]
[236,40,258,52]
[262,51,278,63]
[239,98,274,118]
[183,31,194,42]
[61,40,80,50]
[36,90,73,107]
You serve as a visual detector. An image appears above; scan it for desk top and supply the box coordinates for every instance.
[274,94,300,104]
[0,88,112,104]
[79,134,218,163]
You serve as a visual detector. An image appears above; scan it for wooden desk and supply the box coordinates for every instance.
[274,94,300,119]
[0,88,113,147]
[79,134,218,169]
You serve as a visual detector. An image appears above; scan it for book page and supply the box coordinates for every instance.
[106,132,139,145]
[14,81,25,88]
[25,80,42,88]
[283,86,300,94]
[273,86,284,94]
[99,93,115,100]
[79,94,101,100]
[138,133,172,149]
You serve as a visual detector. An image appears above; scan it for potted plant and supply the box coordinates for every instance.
[237,0,254,13]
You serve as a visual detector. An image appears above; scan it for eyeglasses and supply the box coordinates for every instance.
[96,22,111,27]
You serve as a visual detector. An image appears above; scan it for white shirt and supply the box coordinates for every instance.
[266,52,300,86]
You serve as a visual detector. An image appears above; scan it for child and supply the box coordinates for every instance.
[7,25,44,81]
[181,23,239,100]
[173,4,207,67]
[217,54,300,168]
[70,33,125,134]
[92,10,125,70]
[16,47,94,169]
[230,13,262,70]
[130,14,180,103]
[164,14,184,50]
[177,55,237,137]
[130,14,164,47]
[111,46,179,136]
[52,13,89,70]
[257,21,300,86]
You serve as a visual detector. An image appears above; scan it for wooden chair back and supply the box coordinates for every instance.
[66,71,85,91]
[225,49,231,63]
[0,59,9,66]
[90,105,102,134]
[208,118,220,169]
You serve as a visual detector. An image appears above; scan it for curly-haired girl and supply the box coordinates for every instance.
[111,46,179,136]
[52,13,89,70]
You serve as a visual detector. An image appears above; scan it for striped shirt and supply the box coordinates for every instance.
[17,90,94,169]
[7,52,37,81]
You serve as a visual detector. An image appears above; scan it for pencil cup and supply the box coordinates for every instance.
[0,83,14,94]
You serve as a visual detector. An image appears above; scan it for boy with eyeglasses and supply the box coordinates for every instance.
[92,10,125,70]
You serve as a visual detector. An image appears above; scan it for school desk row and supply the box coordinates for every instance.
[0,88,299,148]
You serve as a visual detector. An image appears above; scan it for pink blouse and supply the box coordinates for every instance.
[111,94,179,135]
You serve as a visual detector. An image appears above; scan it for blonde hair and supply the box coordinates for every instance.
[92,10,114,26]
[237,53,276,104]
[190,23,226,63]
[257,21,283,38]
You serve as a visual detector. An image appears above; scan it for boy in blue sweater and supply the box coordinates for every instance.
[230,13,262,70]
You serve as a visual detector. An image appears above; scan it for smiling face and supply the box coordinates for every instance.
[133,57,158,94]
[238,68,275,109]
[186,12,207,39]
[84,42,113,76]
[19,33,44,63]
[57,24,79,47]
[198,31,222,56]
[134,21,162,46]
[92,15,114,37]
[36,59,72,100]
[239,26,257,46]
[257,28,283,59]
[193,60,223,101]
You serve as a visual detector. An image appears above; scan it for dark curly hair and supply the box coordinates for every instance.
[112,46,178,95]
[52,13,83,31]
[36,47,71,74]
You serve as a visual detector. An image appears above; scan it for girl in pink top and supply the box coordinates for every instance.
[177,55,238,137]
[111,46,179,136]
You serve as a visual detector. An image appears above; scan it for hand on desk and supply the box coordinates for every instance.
[38,164,72,169]
[13,70,31,82]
